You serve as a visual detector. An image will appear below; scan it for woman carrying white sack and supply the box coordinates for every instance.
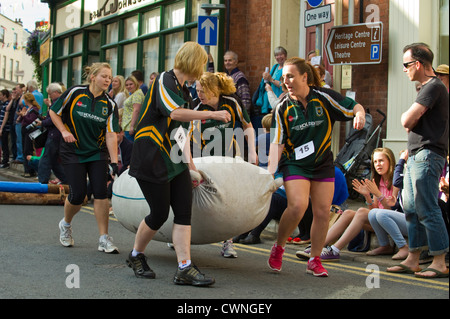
[267,57,366,277]
[126,42,231,287]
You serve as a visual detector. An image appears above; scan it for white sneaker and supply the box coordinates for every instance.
[98,235,119,254]
[59,219,74,247]
[221,240,237,258]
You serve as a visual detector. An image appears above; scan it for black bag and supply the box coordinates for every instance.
[29,127,48,149]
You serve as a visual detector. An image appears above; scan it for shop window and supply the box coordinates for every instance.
[143,9,161,34]
[73,33,83,54]
[143,38,159,79]
[165,32,184,70]
[124,16,139,39]
[123,42,138,77]
[62,38,69,56]
[106,48,118,75]
[164,1,186,29]
[106,22,119,44]
[61,60,68,87]
[72,56,82,85]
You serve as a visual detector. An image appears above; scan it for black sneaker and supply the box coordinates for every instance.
[173,264,215,287]
[126,251,156,279]
[0,163,9,168]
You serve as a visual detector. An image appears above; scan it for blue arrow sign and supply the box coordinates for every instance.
[307,0,323,7]
[198,16,218,46]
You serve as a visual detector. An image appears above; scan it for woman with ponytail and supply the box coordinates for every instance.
[50,62,120,254]
[191,72,257,164]
[190,72,258,258]
[267,57,366,277]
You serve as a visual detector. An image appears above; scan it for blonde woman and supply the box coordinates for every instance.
[122,75,144,141]
[49,62,120,254]
[109,75,128,109]
[126,42,231,286]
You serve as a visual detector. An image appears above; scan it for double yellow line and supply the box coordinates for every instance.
[81,206,448,292]
[215,243,449,292]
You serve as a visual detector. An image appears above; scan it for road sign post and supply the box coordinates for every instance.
[325,22,383,65]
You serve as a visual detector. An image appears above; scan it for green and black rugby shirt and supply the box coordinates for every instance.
[129,70,192,184]
[271,86,358,179]
[190,94,251,157]
[51,85,120,164]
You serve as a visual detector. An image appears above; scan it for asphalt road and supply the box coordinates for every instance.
[0,202,448,304]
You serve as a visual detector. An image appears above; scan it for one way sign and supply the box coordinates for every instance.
[198,16,218,46]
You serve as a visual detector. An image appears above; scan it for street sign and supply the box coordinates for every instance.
[198,16,218,46]
[307,0,323,8]
[305,4,331,28]
[325,22,383,65]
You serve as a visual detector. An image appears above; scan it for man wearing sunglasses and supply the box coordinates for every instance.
[387,43,449,278]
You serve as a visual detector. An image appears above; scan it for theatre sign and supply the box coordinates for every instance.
[325,22,383,65]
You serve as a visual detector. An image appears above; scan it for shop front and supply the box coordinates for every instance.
[42,0,225,89]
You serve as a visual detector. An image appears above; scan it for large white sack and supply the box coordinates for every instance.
[112,156,282,244]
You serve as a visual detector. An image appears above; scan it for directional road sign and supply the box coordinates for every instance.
[198,16,218,46]
[307,0,323,8]
[325,22,383,65]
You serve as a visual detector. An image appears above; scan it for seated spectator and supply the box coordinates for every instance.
[296,148,398,262]
[367,150,409,260]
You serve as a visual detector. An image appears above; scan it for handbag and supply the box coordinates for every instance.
[29,127,48,149]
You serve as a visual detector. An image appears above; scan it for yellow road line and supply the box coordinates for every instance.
[82,207,448,292]
[218,243,449,292]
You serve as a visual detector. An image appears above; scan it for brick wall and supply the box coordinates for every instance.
[227,0,272,94]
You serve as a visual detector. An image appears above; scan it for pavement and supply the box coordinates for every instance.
[0,160,444,270]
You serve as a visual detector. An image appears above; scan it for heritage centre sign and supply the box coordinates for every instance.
[325,22,383,65]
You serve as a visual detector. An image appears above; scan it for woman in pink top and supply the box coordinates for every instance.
[296,147,398,262]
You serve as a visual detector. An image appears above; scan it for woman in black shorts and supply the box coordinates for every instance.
[50,62,120,253]
[267,57,366,277]
[126,42,231,286]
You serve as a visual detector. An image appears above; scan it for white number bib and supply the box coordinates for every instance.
[294,141,314,160]
[174,126,187,150]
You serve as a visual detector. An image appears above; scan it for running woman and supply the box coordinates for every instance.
[267,57,366,277]
[50,62,120,253]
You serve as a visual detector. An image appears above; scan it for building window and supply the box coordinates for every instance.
[143,38,159,79]
[2,56,6,79]
[123,42,138,77]
[143,9,161,34]
[9,59,13,81]
[15,61,20,82]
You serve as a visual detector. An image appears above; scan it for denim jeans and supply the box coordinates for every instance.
[403,149,449,255]
[368,209,408,248]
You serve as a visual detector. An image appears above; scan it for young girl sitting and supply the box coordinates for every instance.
[297,147,399,261]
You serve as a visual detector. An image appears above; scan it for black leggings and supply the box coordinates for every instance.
[137,169,192,231]
[64,160,108,205]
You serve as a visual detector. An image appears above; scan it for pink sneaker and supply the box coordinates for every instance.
[307,256,329,277]
[268,244,284,272]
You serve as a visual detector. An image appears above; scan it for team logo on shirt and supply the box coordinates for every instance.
[315,106,324,117]
[102,107,108,116]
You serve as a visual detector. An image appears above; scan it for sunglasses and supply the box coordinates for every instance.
[403,61,418,68]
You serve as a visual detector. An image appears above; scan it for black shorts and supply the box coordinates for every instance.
[63,160,108,205]
[137,169,192,231]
